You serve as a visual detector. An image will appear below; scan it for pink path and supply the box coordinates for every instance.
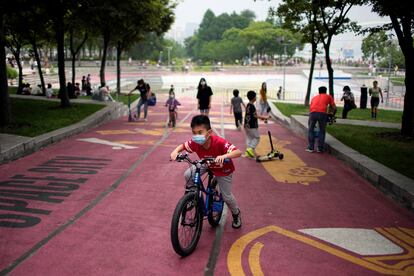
[1,92,413,275]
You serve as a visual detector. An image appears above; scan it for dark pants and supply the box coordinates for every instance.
[308,112,327,151]
[342,101,352,119]
[234,112,242,128]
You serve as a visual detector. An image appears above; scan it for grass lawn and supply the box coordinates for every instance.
[327,125,414,180]
[274,102,402,123]
[390,76,405,86]
[0,98,104,137]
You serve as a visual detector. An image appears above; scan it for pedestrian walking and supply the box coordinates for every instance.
[307,86,336,153]
[340,85,356,119]
[81,76,86,92]
[128,79,150,121]
[230,89,245,129]
[244,90,269,158]
[369,80,384,119]
[277,86,282,100]
[196,78,213,116]
[258,82,269,117]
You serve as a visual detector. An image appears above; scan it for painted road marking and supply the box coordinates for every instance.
[77,138,137,150]
[299,228,404,255]
[96,127,189,136]
[255,135,326,185]
[227,226,414,275]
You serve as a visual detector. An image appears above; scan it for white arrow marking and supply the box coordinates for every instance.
[77,138,138,150]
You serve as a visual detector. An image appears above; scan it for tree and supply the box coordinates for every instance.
[369,0,414,136]
[312,0,361,97]
[5,27,26,94]
[0,10,10,126]
[277,0,321,106]
[185,10,256,61]
[112,0,175,94]
[361,30,387,64]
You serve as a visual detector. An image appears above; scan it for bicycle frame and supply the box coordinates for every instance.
[178,154,221,218]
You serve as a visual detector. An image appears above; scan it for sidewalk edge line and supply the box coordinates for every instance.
[0,108,195,276]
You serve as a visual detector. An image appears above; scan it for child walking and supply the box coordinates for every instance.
[170,115,243,229]
[244,90,269,158]
[165,90,181,127]
[230,89,246,129]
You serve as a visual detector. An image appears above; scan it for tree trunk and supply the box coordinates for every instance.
[16,54,23,94]
[117,41,122,95]
[0,12,11,126]
[305,41,317,107]
[70,29,76,85]
[401,51,414,136]
[324,39,334,97]
[9,46,24,94]
[70,30,88,85]
[32,40,46,95]
[55,17,70,107]
[100,31,110,86]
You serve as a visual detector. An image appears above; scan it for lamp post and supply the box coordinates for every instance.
[166,46,172,68]
[278,37,291,101]
[247,45,254,65]
[386,34,392,106]
[158,50,163,65]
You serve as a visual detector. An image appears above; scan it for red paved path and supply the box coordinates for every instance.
[1,91,413,275]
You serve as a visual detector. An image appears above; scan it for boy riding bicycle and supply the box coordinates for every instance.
[170,115,242,228]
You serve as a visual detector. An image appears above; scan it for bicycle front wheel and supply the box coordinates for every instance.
[171,192,203,257]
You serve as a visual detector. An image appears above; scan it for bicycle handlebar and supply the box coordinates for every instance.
[175,153,229,165]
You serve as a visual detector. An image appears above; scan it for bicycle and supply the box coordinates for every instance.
[168,108,177,127]
[170,153,225,257]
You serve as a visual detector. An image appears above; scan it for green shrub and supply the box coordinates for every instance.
[7,66,18,80]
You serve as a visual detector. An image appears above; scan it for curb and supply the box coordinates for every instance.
[0,99,138,164]
[270,103,414,211]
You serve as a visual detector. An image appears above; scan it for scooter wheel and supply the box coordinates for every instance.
[278,153,284,160]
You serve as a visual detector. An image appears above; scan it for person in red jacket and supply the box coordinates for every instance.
[307,86,336,153]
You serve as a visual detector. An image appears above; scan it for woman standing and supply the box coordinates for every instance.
[259,82,269,122]
[340,85,355,119]
[196,78,213,116]
[369,80,384,119]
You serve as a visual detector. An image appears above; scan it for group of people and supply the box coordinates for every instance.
[306,80,384,153]
[165,77,387,234]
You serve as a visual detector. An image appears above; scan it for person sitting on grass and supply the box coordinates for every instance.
[46,83,54,98]
[170,115,243,229]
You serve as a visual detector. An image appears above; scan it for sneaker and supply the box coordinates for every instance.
[245,148,255,158]
[232,209,242,229]
[144,118,148,122]
[316,148,324,153]
[305,148,315,153]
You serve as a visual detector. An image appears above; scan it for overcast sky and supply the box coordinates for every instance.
[171,0,390,58]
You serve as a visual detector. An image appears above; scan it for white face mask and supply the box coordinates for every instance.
[200,81,206,86]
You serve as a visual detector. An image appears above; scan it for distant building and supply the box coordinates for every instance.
[343,49,354,59]
[184,23,198,38]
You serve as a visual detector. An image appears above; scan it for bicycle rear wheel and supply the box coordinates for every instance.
[208,190,224,227]
[171,192,203,256]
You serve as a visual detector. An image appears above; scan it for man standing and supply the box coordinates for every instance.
[128,79,150,121]
[307,86,336,153]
